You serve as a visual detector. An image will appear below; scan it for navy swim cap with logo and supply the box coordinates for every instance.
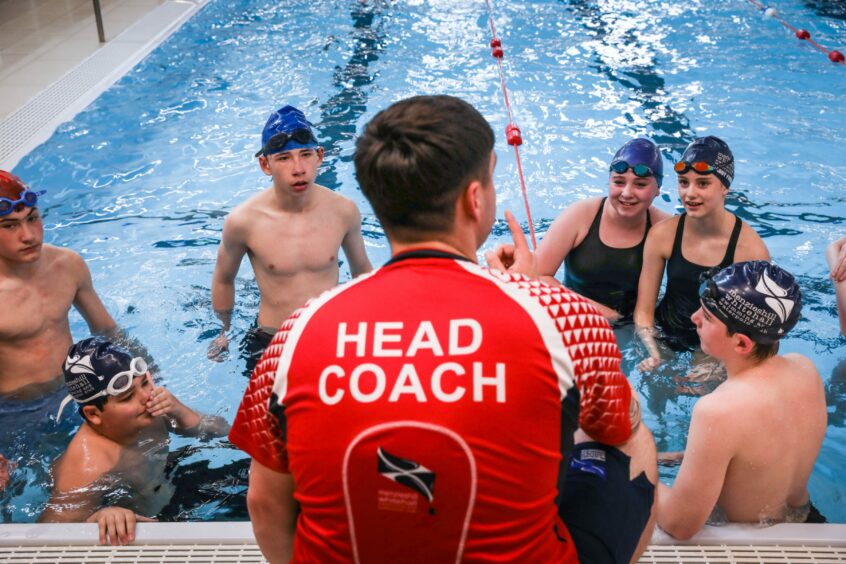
[256,105,318,157]
[610,138,664,187]
[63,338,135,404]
[678,136,735,189]
[699,261,802,344]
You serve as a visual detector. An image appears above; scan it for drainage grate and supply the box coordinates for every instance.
[640,544,846,563]
[0,544,266,563]
[1,541,845,563]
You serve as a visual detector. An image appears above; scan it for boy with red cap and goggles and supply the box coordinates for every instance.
[40,338,229,545]
[208,105,371,373]
[634,136,770,371]
[657,261,828,537]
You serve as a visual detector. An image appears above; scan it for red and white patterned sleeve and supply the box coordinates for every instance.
[553,289,632,445]
[228,311,303,473]
[497,271,633,445]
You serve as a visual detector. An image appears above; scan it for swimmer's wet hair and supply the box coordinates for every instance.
[354,95,495,240]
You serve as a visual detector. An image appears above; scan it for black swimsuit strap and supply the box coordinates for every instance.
[719,215,744,267]
[670,213,687,258]
[589,198,606,235]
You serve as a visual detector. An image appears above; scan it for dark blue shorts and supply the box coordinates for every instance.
[558,442,654,564]
[0,382,78,459]
[238,324,275,377]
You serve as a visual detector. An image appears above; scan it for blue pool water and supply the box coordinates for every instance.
[4,0,845,523]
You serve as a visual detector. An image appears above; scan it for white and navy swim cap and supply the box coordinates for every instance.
[699,261,802,344]
[63,337,134,404]
[679,136,734,189]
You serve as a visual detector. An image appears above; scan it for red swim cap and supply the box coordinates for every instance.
[0,170,28,199]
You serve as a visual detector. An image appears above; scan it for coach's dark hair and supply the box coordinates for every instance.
[354,95,495,240]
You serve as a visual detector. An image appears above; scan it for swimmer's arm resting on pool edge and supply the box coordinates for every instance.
[656,395,734,539]
[248,460,296,564]
[39,460,156,546]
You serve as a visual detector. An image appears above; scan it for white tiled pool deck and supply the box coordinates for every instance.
[1,0,846,560]
[0,0,167,120]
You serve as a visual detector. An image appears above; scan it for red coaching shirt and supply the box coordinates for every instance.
[230,250,632,562]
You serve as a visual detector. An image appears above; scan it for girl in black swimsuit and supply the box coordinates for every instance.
[536,138,669,322]
[634,136,770,370]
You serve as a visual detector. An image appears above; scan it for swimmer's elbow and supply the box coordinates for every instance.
[657,509,703,540]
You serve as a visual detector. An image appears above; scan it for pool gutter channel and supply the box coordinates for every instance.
[0,521,844,545]
[0,0,208,171]
[1,0,845,558]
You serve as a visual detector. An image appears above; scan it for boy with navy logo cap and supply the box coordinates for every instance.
[209,105,371,372]
[40,338,229,545]
[657,261,828,538]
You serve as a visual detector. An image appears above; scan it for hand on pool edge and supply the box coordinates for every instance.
[87,507,156,546]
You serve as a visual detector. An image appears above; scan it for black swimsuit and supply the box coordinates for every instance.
[655,213,743,350]
[564,198,652,320]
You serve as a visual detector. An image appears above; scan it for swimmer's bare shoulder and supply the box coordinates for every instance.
[53,428,121,493]
[219,190,271,248]
[323,186,363,223]
[734,220,770,262]
[643,214,678,255]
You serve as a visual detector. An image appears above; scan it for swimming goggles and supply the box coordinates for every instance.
[609,160,662,179]
[255,128,317,157]
[56,357,148,422]
[0,189,45,217]
[674,161,715,175]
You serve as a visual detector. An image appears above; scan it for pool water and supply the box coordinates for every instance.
[4,0,845,523]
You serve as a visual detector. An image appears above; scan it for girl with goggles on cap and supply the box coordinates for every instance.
[633,136,770,373]
[536,138,669,322]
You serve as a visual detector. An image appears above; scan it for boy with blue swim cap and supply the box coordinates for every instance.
[209,105,371,373]
[40,338,229,545]
[657,261,828,537]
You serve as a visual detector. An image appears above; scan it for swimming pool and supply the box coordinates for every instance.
[4,0,845,524]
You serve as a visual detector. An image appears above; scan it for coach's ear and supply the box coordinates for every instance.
[461,179,484,223]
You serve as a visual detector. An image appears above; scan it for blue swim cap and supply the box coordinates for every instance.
[257,105,318,157]
[699,261,802,344]
[610,138,664,187]
[679,136,734,189]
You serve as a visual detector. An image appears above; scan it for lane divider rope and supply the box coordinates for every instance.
[483,0,538,249]
[746,1,845,64]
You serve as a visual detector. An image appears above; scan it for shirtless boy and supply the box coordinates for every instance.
[657,261,827,539]
[209,105,372,370]
[0,171,119,469]
[40,338,229,545]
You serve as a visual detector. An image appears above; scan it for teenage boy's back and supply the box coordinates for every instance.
[658,261,827,538]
